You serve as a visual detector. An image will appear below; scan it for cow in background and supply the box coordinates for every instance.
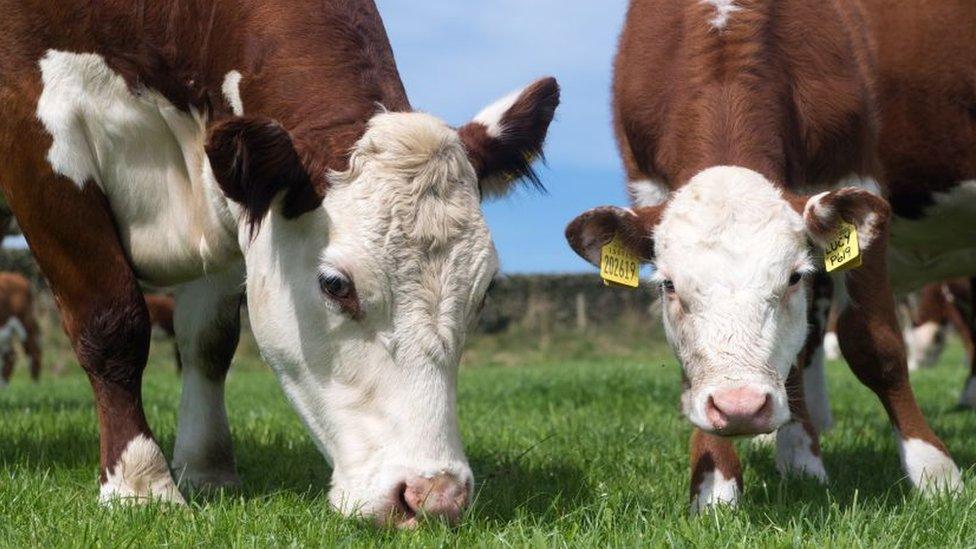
[0,272,42,386]
[145,293,181,371]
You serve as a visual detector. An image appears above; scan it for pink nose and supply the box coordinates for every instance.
[394,473,469,528]
[706,386,773,434]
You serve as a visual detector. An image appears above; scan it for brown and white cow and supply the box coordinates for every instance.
[904,280,974,377]
[0,272,42,386]
[567,0,974,510]
[0,0,559,525]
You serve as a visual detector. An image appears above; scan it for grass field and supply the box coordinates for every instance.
[2,322,976,547]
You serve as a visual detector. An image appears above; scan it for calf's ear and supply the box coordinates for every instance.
[458,77,560,199]
[788,187,890,252]
[206,116,321,236]
[565,205,665,268]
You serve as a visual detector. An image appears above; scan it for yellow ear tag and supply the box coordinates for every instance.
[824,221,862,273]
[600,234,640,288]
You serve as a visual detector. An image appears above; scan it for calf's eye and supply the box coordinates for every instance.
[788,272,803,286]
[319,273,352,299]
[662,279,676,294]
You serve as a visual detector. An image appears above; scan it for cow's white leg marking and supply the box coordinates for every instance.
[960,377,976,408]
[803,348,833,433]
[172,264,244,490]
[691,470,739,513]
[628,178,670,207]
[896,435,962,494]
[774,422,827,482]
[221,70,244,116]
[99,434,185,504]
[823,331,841,361]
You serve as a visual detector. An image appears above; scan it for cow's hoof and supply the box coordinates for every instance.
[774,422,828,483]
[99,434,186,505]
[690,470,739,514]
[173,466,241,492]
[897,437,963,495]
[958,377,976,409]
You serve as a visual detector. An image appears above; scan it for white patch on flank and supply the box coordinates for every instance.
[242,112,493,518]
[655,166,810,434]
[0,317,27,357]
[700,0,741,30]
[35,50,239,285]
[775,422,828,482]
[628,178,670,207]
[99,434,185,504]
[691,470,739,513]
[959,377,976,408]
[472,87,523,138]
[221,70,244,116]
[888,181,976,294]
[823,331,841,361]
[896,435,962,494]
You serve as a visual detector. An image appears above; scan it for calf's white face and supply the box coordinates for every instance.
[209,79,559,525]
[567,166,886,437]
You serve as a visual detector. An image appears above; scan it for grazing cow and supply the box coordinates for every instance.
[904,280,974,374]
[0,272,42,386]
[0,0,559,526]
[567,0,974,510]
[144,293,181,371]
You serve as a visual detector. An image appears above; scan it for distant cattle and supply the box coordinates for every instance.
[0,272,41,386]
[568,0,973,510]
[0,0,558,526]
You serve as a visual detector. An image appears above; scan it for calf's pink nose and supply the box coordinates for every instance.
[706,386,773,434]
[398,473,469,527]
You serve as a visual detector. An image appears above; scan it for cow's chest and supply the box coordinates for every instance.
[888,181,976,293]
[35,50,239,285]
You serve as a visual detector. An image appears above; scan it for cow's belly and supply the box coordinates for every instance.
[888,181,976,294]
[36,50,239,286]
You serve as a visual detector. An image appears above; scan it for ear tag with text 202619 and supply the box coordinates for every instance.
[824,220,862,273]
[600,234,640,289]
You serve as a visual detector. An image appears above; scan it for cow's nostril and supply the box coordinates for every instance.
[400,473,469,526]
[706,386,775,434]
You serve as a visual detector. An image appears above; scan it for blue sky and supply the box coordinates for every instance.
[380,1,631,273]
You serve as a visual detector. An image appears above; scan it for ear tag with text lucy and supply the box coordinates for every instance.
[824,221,862,273]
[600,234,640,288]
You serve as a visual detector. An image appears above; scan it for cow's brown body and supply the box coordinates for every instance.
[0,272,41,385]
[612,0,975,506]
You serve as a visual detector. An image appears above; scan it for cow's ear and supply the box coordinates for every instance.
[788,187,890,252]
[206,116,321,236]
[565,205,665,268]
[458,77,560,199]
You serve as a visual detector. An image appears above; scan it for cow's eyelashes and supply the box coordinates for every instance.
[319,274,353,299]
[788,272,803,287]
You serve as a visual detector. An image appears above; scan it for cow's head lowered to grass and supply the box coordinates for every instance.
[206,78,559,526]
[567,167,889,437]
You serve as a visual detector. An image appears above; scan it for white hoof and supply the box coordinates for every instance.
[690,470,739,514]
[897,436,963,495]
[775,422,828,483]
[99,434,185,505]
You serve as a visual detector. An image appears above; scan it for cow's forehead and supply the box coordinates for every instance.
[654,167,809,287]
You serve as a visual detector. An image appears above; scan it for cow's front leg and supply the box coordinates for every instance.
[837,252,961,493]
[775,366,827,482]
[958,276,976,408]
[690,429,741,512]
[171,265,244,491]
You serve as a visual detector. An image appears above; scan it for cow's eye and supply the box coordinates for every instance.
[479,279,497,312]
[662,279,676,294]
[319,273,353,300]
[788,272,803,287]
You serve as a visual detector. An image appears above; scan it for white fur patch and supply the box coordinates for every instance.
[700,0,742,30]
[959,377,976,408]
[691,469,739,513]
[221,70,244,116]
[775,422,828,482]
[803,348,833,433]
[655,166,810,433]
[0,317,27,356]
[629,178,670,207]
[823,331,841,361]
[472,88,522,139]
[100,434,184,504]
[35,50,239,285]
[896,435,962,494]
[907,321,944,371]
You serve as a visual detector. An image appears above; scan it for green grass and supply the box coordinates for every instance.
[2,325,976,547]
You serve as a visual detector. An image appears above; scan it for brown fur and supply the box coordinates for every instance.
[0,272,42,384]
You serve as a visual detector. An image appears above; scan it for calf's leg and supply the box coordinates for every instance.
[775,366,827,482]
[689,429,741,512]
[171,266,244,490]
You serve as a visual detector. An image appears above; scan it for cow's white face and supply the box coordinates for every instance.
[209,78,560,526]
[567,166,887,437]
[653,167,811,435]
